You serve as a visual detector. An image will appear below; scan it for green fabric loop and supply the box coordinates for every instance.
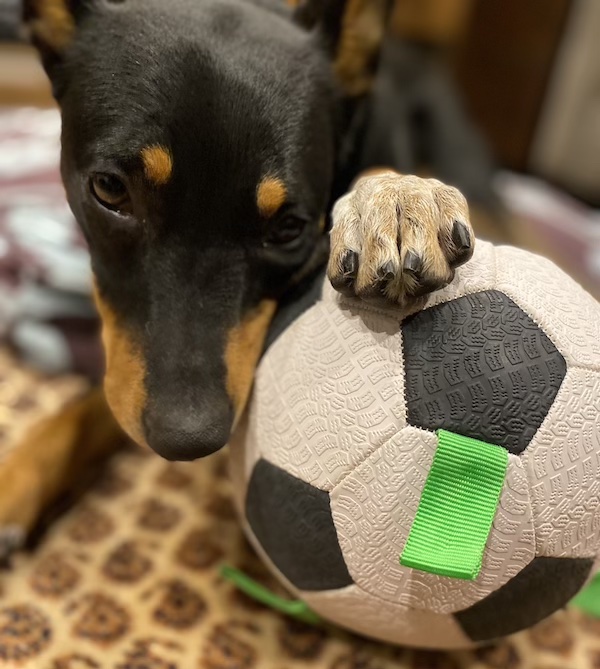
[220,565,322,625]
[400,429,509,580]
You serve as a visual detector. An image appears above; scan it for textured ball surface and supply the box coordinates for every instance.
[230,241,600,649]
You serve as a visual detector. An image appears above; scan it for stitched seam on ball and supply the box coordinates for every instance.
[521,366,590,556]
[422,286,495,312]
[420,241,495,312]
[520,372,571,552]
[263,297,406,492]
[492,283,579,371]
[330,424,437,494]
[566,362,600,374]
[494,284,560,344]
[570,364,600,373]
[336,293,414,321]
[352,582,454,615]
[320,300,406,490]
[510,452,537,557]
[479,284,571,455]
[398,324,408,427]
[343,576,469,619]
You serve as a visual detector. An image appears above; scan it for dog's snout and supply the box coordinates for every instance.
[143,401,233,461]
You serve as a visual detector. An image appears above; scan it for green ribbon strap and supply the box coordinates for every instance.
[221,565,321,625]
[400,429,508,580]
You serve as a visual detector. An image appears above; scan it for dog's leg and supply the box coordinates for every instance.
[327,171,474,305]
[0,389,127,558]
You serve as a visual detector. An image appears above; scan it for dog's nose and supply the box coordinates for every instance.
[143,402,233,461]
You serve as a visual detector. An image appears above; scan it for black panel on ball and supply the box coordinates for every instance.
[246,459,353,591]
[402,290,567,454]
[455,557,593,642]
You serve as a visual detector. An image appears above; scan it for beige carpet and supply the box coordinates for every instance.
[0,349,600,668]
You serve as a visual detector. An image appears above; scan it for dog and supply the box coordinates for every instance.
[0,0,473,557]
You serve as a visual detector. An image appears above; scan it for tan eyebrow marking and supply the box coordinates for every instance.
[141,145,173,186]
[256,176,287,218]
[30,0,76,51]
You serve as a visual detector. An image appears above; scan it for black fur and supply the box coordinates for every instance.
[26,0,495,460]
[35,0,358,460]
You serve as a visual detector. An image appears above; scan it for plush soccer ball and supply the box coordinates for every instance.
[229,240,600,649]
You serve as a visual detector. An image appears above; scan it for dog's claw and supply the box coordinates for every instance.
[378,261,396,282]
[342,250,359,278]
[452,220,471,249]
[403,251,422,277]
[451,220,472,266]
[330,250,359,296]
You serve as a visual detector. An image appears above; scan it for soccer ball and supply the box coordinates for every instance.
[229,241,600,649]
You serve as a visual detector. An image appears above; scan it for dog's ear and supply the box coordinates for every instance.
[293,0,392,96]
[23,0,89,96]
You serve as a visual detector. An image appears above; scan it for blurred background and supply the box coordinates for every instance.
[0,0,599,382]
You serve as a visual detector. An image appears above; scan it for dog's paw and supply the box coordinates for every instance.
[328,172,474,306]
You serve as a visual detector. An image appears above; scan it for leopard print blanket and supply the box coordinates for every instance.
[1,349,600,669]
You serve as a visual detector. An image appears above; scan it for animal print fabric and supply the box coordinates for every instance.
[1,350,600,668]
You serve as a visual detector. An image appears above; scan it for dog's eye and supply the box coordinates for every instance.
[265,217,307,247]
[90,173,130,212]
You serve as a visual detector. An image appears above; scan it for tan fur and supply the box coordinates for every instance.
[94,284,148,447]
[0,389,125,535]
[334,0,389,96]
[141,145,174,186]
[256,177,287,218]
[328,171,473,304]
[225,300,277,421]
[352,167,394,183]
[29,0,75,51]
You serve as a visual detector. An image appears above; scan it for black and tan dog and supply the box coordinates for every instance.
[0,0,473,555]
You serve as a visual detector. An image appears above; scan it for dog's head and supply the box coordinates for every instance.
[25,0,390,460]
